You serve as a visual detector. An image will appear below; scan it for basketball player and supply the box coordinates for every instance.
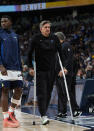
[0,15,23,128]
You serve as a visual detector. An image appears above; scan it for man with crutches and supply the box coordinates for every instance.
[28,21,65,125]
[55,32,81,119]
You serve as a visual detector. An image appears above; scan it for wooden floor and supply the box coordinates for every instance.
[0,108,90,131]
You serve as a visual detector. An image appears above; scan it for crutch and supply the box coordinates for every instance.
[33,52,37,125]
[58,53,74,123]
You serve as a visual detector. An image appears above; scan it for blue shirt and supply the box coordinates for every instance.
[0,28,22,71]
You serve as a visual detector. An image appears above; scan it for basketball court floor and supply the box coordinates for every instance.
[0,107,92,131]
[0,108,90,131]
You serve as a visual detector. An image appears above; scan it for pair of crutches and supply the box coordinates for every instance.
[32,53,74,125]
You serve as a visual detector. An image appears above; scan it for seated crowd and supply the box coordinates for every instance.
[15,11,94,106]
[17,13,94,81]
[0,9,94,107]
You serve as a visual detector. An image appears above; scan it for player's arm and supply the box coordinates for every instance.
[0,42,7,75]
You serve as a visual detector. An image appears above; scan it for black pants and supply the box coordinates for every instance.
[56,75,78,114]
[71,76,79,110]
[36,70,55,116]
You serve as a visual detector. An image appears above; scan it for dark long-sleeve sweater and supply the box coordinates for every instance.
[55,41,73,76]
[28,33,64,71]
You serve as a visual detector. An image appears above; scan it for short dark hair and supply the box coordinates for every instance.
[1,15,12,22]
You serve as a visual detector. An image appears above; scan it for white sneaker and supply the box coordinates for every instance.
[73,110,82,117]
[41,116,49,125]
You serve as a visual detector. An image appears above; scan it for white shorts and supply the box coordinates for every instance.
[0,70,23,81]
